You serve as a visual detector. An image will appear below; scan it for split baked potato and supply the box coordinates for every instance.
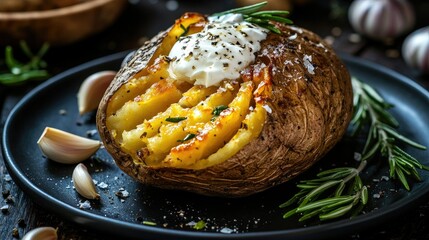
[97,12,353,197]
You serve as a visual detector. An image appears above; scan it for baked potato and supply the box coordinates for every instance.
[97,12,353,197]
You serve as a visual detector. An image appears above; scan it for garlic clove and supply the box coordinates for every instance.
[37,127,101,164]
[77,71,116,115]
[22,227,58,240]
[72,163,100,200]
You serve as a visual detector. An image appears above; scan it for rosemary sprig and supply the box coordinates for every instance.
[212,1,293,34]
[351,77,428,190]
[281,77,428,221]
[280,161,368,221]
[0,41,50,86]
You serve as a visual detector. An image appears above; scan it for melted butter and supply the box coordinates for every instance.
[168,14,268,87]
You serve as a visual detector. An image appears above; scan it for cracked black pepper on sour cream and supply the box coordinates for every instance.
[168,13,268,87]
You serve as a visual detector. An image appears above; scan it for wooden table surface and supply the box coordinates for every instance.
[1,0,429,239]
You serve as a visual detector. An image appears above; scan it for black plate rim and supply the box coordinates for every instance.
[2,52,429,239]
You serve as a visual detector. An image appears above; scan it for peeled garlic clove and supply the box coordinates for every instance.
[22,227,58,240]
[73,163,100,200]
[77,71,116,115]
[37,127,101,164]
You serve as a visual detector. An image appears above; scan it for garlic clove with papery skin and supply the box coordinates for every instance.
[72,163,100,200]
[348,0,415,40]
[22,227,58,240]
[77,71,116,115]
[37,127,101,164]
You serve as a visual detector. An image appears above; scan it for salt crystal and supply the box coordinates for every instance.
[262,105,272,114]
[98,182,108,189]
[59,109,67,115]
[1,205,9,213]
[303,55,315,75]
[381,176,390,181]
[116,189,130,198]
[186,221,196,227]
[220,227,234,234]
[284,60,293,65]
[289,26,303,34]
[288,33,298,40]
[3,174,12,182]
[86,129,98,137]
[79,200,91,209]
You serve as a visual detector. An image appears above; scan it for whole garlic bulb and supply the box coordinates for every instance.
[348,0,415,40]
[402,26,429,74]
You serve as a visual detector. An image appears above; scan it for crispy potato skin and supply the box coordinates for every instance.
[97,23,353,197]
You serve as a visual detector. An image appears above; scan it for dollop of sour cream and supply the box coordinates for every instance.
[168,14,268,87]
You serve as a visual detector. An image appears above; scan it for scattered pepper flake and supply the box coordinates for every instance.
[2,189,10,199]
[12,228,19,238]
[115,188,130,198]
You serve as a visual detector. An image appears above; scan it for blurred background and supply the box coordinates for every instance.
[0,0,428,82]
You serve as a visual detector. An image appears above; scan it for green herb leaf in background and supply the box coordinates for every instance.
[0,41,50,86]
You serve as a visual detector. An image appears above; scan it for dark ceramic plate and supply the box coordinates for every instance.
[3,52,429,240]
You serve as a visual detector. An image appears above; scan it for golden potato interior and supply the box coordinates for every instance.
[104,13,271,170]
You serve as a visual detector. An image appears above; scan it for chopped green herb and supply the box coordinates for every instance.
[212,105,228,116]
[193,220,206,230]
[142,221,157,226]
[180,24,190,38]
[166,117,187,123]
[177,133,196,143]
